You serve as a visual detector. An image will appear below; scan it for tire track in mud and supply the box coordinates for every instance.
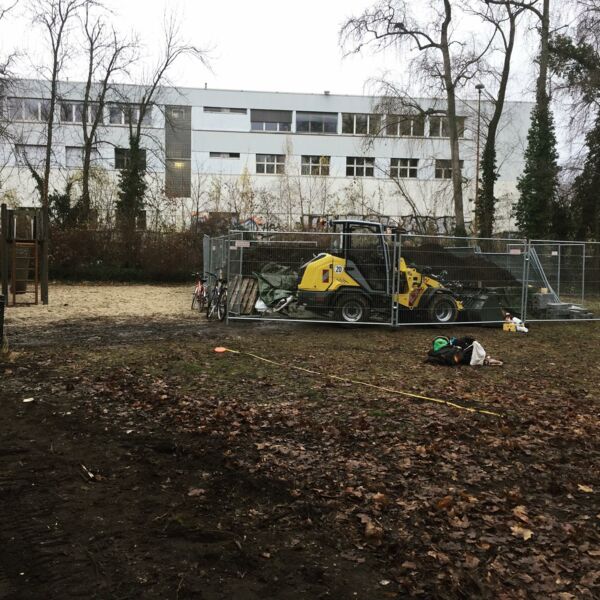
[4,319,216,349]
[0,400,104,599]
[0,458,94,598]
[4,316,301,350]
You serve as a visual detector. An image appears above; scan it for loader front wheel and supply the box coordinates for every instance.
[334,294,370,323]
[428,294,458,324]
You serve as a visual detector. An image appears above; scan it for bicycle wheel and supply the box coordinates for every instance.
[196,287,207,312]
[217,290,227,321]
[206,290,217,320]
[192,293,199,311]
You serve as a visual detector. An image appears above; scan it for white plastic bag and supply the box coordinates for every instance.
[255,298,268,313]
[470,340,487,366]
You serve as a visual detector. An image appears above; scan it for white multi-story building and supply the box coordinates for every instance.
[0,78,533,232]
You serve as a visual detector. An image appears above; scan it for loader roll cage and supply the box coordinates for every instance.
[329,220,392,296]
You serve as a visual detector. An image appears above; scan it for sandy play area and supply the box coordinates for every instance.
[4,283,195,327]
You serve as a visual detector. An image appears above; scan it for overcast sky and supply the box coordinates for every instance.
[1,0,540,100]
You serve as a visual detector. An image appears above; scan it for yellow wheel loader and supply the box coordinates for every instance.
[297,220,463,323]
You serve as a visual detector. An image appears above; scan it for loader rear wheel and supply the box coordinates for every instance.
[334,294,370,323]
[428,294,458,324]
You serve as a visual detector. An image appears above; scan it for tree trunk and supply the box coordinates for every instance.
[537,0,550,105]
[478,7,517,238]
[80,149,92,224]
[441,0,466,237]
[40,52,59,305]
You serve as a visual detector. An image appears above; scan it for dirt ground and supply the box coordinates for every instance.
[1,284,599,599]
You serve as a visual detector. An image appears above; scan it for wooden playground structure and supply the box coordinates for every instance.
[0,203,48,306]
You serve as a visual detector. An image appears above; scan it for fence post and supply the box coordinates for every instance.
[522,240,530,323]
[557,244,561,298]
[225,231,232,325]
[0,294,5,352]
[582,243,586,305]
[1,204,8,300]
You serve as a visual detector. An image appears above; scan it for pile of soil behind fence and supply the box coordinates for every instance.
[237,234,331,277]
[50,228,203,282]
[400,243,520,288]
[239,237,520,289]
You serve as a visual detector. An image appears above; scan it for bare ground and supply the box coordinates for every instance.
[0,284,599,599]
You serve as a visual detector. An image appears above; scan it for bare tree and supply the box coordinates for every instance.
[549,0,600,155]
[0,1,19,82]
[30,0,88,303]
[77,3,133,225]
[115,14,207,238]
[341,0,494,236]
[0,1,20,193]
[469,0,527,237]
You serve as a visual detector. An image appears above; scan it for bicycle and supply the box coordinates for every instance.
[206,273,227,321]
[191,272,208,312]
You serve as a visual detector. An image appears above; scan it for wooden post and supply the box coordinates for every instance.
[11,236,16,307]
[35,241,39,305]
[1,204,8,300]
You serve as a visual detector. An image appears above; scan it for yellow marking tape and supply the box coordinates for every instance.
[216,347,502,418]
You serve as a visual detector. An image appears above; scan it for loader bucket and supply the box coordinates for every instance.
[459,291,504,323]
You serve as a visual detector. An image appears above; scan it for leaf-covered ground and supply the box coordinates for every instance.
[0,311,599,599]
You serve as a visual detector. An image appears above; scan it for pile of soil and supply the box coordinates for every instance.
[239,237,520,289]
[401,243,520,288]
[237,235,331,278]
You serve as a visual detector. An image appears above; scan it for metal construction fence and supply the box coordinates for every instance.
[203,234,228,287]
[204,228,600,326]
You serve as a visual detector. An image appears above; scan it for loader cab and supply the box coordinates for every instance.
[330,220,391,293]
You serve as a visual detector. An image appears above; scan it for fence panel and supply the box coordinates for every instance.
[217,230,600,327]
[584,242,600,316]
[527,241,599,321]
[394,235,528,326]
[225,230,394,325]
[204,235,229,287]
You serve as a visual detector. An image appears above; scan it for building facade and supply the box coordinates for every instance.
[0,79,533,232]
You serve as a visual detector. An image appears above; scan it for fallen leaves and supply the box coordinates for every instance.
[464,554,480,569]
[512,505,530,523]
[357,513,383,544]
[13,322,600,600]
[511,525,534,541]
[435,495,454,510]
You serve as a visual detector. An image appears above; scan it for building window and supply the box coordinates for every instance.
[301,155,330,176]
[108,104,152,126]
[346,157,374,177]
[256,154,285,174]
[341,113,382,135]
[435,159,464,179]
[209,152,240,158]
[390,158,418,179]
[250,109,292,132]
[65,146,100,168]
[7,98,51,122]
[14,144,46,166]
[429,116,448,137]
[429,116,465,138]
[251,121,291,132]
[166,159,191,198]
[114,147,146,170]
[169,107,185,120]
[203,106,247,114]
[386,114,425,137]
[60,101,102,124]
[296,111,337,134]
